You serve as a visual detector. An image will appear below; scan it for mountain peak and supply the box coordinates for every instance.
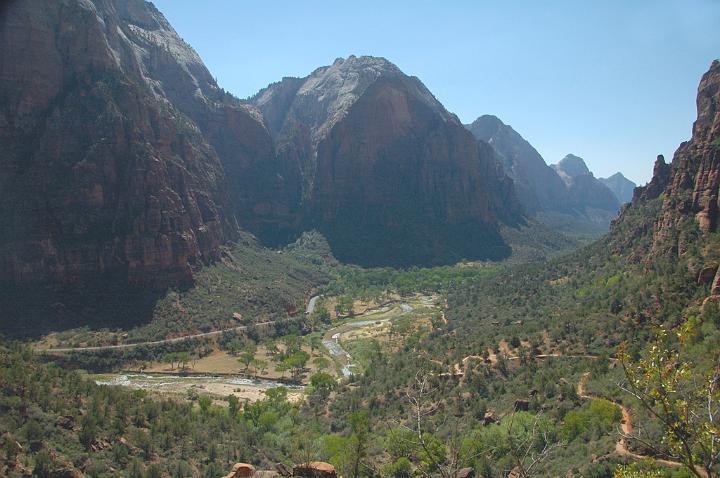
[252,55,456,144]
[553,154,591,178]
[599,172,637,204]
[467,115,510,140]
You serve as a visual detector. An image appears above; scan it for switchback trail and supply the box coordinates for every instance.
[451,351,600,383]
[576,372,697,475]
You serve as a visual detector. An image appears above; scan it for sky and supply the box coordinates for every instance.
[153,0,720,185]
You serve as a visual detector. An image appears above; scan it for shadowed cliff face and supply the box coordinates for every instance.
[311,77,518,266]
[0,0,246,289]
[252,57,522,267]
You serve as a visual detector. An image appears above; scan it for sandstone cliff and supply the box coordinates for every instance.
[655,60,720,243]
[0,0,252,289]
[252,56,523,267]
[612,60,720,260]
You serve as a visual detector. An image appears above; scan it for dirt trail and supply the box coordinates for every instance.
[455,351,599,382]
[576,372,696,474]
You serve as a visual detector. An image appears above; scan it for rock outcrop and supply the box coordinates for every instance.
[0,0,256,289]
[292,462,337,478]
[612,60,720,260]
[656,60,720,240]
[599,172,636,204]
[633,155,672,202]
[223,463,256,478]
[222,462,336,478]
[252,56,522,267]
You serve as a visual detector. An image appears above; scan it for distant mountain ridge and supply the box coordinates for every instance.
[552,153,591,180]
[599,172,636,204]
[465,115,568,215]
[465,118,623,231]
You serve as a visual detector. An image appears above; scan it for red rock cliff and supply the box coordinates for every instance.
[0,0,243,288]
[612,60,720,257]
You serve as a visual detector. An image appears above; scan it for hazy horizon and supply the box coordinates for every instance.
[154,0,720,185]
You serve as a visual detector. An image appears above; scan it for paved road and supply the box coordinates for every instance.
[37,317,301,354]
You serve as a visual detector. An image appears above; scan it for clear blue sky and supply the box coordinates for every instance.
[154,0,719,185]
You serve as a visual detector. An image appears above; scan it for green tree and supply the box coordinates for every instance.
[128,459,144,478]
[349,410,371,478]
[310,372,336,400]
[162,352,178,370]
[336,296,354,317]
[275,362,290,379]
[227,394,240,419]
[286,351,311,380]
[145,464,162,478]
[33,449,53,478]
[256,359,269,377]
[619,326,720,478]
[198,395,212,415]
[310,335,324,354]
[176,351,191,370]
[79,414,98,449]
[227,339,243,356]
[313,357,331,371]
[239,350,255,373]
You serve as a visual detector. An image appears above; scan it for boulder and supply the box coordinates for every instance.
[513,399,530,411]
[223,463,256,478]
[56,415,74,430]
[697,265,718,285]
[480,411,497,425]
[292,461,337,478]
